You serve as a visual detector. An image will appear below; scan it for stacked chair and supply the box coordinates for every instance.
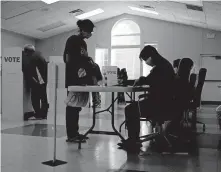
[189,68,207,132]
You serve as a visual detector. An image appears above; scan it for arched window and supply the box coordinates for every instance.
[111,19,141,79]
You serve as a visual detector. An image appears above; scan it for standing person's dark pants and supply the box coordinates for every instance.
[118,92,125,104]
[31,83,49,118]
[65,91,85,141]
[125,99,156,142]
[66,106,82,138]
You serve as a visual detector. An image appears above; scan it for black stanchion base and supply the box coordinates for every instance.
[42,159,67,167]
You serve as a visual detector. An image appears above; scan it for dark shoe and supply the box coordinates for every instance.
[33,113,43,120]
[118,140,141,154]
[117,139,142,149]
[23,112,35,121]
[66,136,86,143]
[77,134,89,140]
[41,104,49,119]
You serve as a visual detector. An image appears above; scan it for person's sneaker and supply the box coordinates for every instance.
[40,104,49,119]
[117,139,142,149]
[118,140,141,154]
[66,136,86,143]
[33,113,43,120]
[77,134,89,140]
[23,112,35,121]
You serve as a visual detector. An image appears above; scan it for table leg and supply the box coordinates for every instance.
[78,92,125,149]
[111,92,125,141]
[133,92,135,101]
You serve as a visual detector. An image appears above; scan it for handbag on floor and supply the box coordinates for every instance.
[65,91,89,107]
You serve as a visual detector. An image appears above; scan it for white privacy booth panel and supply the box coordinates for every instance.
[48,56,66,115]
[2,47,23,120]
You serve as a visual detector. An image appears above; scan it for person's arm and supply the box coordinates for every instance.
[134,67,157,86]
[35,52,48,83]
[94,63,103,82]
[63,36,82,63]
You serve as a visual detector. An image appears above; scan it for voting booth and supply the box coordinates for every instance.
[101,66,118,107]
[2,47,34,121]
[102,66,118,86]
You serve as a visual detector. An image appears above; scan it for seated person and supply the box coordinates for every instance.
[118,45,175,150]
[173,58,194,120]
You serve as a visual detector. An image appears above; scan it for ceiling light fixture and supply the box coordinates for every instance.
[41,0,60,4]
[128,6,159,15]
[75,8,104,19]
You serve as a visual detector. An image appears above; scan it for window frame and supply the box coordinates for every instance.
[95,48,109,69]
[111,19,141,79]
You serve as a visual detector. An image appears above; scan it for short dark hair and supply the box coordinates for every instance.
[77,19,95,33]
[139,45,158,61]
[177,58,194,81]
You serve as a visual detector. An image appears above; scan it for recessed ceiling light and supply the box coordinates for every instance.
[75,8,104,19]
[128,6,159,15]
[41,0,60,4]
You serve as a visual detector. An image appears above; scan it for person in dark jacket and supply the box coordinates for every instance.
[63,19,95,142]
[118,45,175,151]
[174,58,194,113]
[22,44,49,120]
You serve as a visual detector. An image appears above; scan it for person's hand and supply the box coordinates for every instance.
[97,80,103,86]
[118,79,123,85]
[32,77,40,86]
[133,79,141,87]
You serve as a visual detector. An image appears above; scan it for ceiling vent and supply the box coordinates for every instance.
[37,21,66,32]
[69,9,84,16]
[186,4,203,12]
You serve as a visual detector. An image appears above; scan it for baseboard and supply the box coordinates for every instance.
[201,101,221,105]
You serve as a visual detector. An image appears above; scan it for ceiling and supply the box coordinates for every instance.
[1,1,221,40]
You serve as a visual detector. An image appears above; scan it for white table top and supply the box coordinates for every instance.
[68,85,149,92]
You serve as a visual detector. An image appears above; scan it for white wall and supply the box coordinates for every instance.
[35,14,221,102]
[1,29,36,50]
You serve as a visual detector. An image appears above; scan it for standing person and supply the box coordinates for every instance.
[118,45,175,151]
[63,19,95,142]
[22,44,49,120]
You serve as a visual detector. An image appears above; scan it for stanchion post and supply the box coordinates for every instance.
[53,64,58,163]
[42,63,67,167]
